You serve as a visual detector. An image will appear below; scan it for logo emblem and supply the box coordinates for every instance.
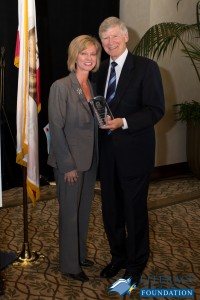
[108,277,137,296]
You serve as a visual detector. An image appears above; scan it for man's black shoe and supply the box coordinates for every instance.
[80,259,94,267]
[100,263,124,278]
[123,270,140,287]
[64,271,89,282]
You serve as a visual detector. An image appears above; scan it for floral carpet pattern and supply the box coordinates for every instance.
[0,175,200,300]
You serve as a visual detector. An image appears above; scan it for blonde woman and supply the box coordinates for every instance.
[48,35,101,282]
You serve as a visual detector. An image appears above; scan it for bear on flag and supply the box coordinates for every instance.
[14,0,41,204]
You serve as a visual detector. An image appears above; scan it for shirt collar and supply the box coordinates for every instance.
[110,48,128,68]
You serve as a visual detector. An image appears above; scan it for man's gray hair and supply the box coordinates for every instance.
[99,17,128,38]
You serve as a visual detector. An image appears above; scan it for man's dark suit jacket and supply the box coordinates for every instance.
[93,51,165,176]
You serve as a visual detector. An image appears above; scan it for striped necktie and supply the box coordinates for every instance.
[106,61,117,104]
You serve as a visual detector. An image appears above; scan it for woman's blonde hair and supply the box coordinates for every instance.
[67,35,102,72]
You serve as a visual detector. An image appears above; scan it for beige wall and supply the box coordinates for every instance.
[120,0,200,166]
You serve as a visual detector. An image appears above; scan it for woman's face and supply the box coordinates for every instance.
[76,44,97,72]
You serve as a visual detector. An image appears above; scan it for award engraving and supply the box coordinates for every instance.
[89,96,114,126]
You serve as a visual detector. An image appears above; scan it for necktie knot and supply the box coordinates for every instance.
[106,61,118,104]
[111,61,117,68]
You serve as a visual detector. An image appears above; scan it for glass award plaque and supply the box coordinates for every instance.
[89,96,114,127]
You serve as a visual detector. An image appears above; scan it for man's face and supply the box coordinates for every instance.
[100,25,128,60]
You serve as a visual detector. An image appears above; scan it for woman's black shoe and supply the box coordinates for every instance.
[80,259,94,267]
[64,271,89,282]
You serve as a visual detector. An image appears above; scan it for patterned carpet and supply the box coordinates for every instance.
[0,175,200,299]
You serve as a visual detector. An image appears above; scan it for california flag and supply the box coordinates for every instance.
[14,0,41,204]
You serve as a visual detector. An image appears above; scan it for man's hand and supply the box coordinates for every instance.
[100,116,124,131]
[64,170,78,184]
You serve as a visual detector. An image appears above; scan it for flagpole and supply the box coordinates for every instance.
[13,167,44,266]
[13,0,44,266]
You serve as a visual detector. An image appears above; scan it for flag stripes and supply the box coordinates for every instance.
[14,0,41,204]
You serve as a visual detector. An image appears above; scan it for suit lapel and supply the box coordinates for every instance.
[98,59,110,96]
[117,53,134,98]
[111,52,135,112]
[70,72,92,114]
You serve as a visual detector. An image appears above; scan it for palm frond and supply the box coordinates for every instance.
[182,43,200,62]
[133,23,198,59]
[133,1,200,82]
[196,1,200,34]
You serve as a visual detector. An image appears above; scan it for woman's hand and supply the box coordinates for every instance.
[64,170,78,184]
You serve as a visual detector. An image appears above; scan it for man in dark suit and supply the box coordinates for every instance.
[93,17,165,285]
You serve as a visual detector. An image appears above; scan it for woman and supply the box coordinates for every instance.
[48,35,101,282]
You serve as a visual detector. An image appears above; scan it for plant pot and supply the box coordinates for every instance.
[186,121,200,179]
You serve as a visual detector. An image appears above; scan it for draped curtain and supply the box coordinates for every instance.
[0,0,119,189]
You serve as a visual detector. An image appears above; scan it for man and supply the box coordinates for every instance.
[93,17,165,285]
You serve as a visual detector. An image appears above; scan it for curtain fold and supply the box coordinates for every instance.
[0,0,120,189]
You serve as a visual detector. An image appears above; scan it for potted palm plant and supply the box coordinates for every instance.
[133,0,200,178]
[175,100,200,178]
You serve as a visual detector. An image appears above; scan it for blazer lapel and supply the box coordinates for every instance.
[111,52,135,112]
[70,72,92,114]
[98,59,110,97]
[117,53,134,97]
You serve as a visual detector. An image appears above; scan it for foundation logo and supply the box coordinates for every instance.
[108,274,195,298]
[140,274,194,298]
[108,277,136,296]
